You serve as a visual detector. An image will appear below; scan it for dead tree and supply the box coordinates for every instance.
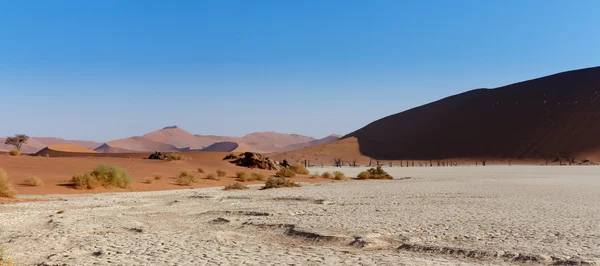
[332,158,343,167]
[349,158,358,167]
[481,160,487,166]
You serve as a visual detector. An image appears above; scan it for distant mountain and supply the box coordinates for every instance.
[0,137,101,154]
[279,134,341,152]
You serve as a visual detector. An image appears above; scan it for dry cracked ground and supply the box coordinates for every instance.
[1,165,600,265]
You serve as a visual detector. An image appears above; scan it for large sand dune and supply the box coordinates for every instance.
[343,66,600,161]
[34,144,97,157]
[0,137,101,154]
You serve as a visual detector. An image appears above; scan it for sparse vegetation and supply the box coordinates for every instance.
[197,168,205,173]
[143,179,154,184]
[333,171,345,180]
[309,172,320,179]
[275,167,296,178]
[289,164,309,175]
[237,172,267,182]
[235,171,248,179]
[71,164,132,189]
[206,173,219,180]
[262,177,301,189]
[321,172,332,179]
[165,153,184,161]
[175,171,197,186]
[153,174,162,180]
[224,182,249,190]
[357,166,393,180]
[24,176,43,187]
[250,172,266,181]
[4,134,29,151]
[0,169,16,198]
[45,154,50,158]
[7,150,19,156]
[0,246,17,266]
[216,169,227,177]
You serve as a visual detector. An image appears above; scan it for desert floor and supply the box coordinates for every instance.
[1,165,600,265]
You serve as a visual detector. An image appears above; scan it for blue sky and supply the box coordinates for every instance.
[1,0,599,141]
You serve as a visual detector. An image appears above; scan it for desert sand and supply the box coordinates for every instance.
[1,165,599,265]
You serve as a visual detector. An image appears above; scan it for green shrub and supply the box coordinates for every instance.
[224,182,249,191]
[321,172,332,179]
[24,176,43,187]
[72,164,132,189]
[216,169,227,177]
[176,171,197,186]
[333,171,345,180]
[275,167,296,178]
[290,164,309,175]
[262,177,301,189]
[0,169,16,198]
[7,150,19,156]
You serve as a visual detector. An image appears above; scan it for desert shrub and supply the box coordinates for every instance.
[251,172,266,181]
[153,174,162,180]
[7,150,19,156]
[235,171,248,181]
[289,164,309,175]
[275,167,296,178]
[333,171,345,180]
[216,169,227,177]
[176,171,197,186]
[165,153,184,161]
[72,164,132,189]
[224,182,249,191]
[321,172,332,179]
[262,177,301,189]
[0,246,17,266]
[45,154,50,158]
[223,153,238,160]
[143,179,153,184]
[206,173,219,180]
[0,169,16,198]
[24,176,43,187]
[357,171,371,180]
[357,166,393,180]
[309,172,320,179]
[197,168,205,173]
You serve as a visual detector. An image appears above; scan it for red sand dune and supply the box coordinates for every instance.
[344,66,600,161]
[240,131,315,152]
[35,144,97,156]
[0,137,101,154]
[279,134,341,152]
[95,136,179,153]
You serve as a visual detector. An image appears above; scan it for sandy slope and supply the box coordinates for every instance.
[1,166,599,265]
[0,137,101,154]
[344,66,600,161]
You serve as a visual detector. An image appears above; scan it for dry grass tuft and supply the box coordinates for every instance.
[153,174,162,180]
[143,178,154,184]
[275,167,296,178]
[333,171,345,180]
[224,182,249,191]
[0,246,17,266]
[216,169,227,177]
[165,153,185,161]
[71,164,132,189]
[176,171,197,186]
[357,166,393,180]
[7,150,19,156]
[309,172,320,179]
[206,173,220,180]
[290,164,309,175]
[235,171,248,179]
[321,172,333,179]
[262,177,301,189]
[197,168,205,173]
[0,169,16,198]
[24,176,43,187]
[251,172,266,181]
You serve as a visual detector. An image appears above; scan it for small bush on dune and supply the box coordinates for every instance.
[176,171,197,186]
[153,174,162,180]
[45,154,50,158]
[197,168,205,173]
[235,171,248,181]
[143,179,153,184]
[8,150,19,156]
[333,171,345,180]
[72,164,132,189]
[224,182,249,191]
[275,167,296,178]
[262,177,301,189]
[251,172,266,181]
[289,164,309,175]
[206,173,219,180]
[309,172,320,179]
[216,169,227,177]
[357,166,393,180]
[321,172,332,179]
[165,153,184,161]
[0,169,16,198]
[24,176,43,187]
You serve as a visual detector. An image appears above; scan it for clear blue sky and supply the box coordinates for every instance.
[1,0,599,141]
